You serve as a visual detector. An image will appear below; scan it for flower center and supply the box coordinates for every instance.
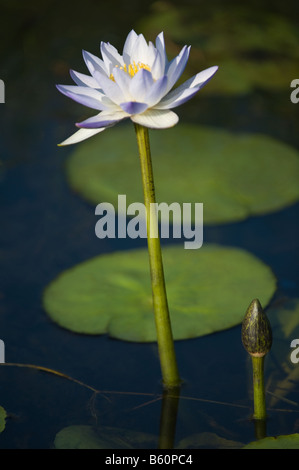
[110,61,151,81]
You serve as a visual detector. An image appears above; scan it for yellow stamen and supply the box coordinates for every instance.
[110,61,151,81]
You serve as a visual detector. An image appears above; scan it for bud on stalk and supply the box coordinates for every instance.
[242,299,272,421]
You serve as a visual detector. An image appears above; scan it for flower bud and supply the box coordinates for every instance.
[241,299,272,357]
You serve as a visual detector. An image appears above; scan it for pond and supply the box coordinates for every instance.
[0,0,299,450]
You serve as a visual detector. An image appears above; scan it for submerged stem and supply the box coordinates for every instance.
[134,123,180,389]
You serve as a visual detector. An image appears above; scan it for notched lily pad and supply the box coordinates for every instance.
[66,124,299,225]
[43,244,276,342]
[243,433,299,449]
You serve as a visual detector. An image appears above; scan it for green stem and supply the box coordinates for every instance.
[251,356,266,420]
[134,123,180,390]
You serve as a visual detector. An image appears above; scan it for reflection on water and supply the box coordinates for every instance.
[0,0,299,449]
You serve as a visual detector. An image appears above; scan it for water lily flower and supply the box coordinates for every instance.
[56,30,218,389]
[57,30,218,145]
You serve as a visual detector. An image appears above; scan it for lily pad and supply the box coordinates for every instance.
[66,124,299,225]
[54,425,157,449]
[243,433,299,449]
[0,406,6,433]
[43,244,276,341]
[177,432,243,449]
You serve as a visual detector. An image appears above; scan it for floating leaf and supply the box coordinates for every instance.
[137,3,299,95]
[243,433,299,449]
[54,425,157,449]
[177,432,243,449]
[66,124,299,225]
[43,244,276,342]
[0,406,6,433]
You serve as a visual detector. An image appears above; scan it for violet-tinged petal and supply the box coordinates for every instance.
[119,101,148,115]
[144,75,168,107]
[131,109,179,129]
[165,45,190,93]
[156,86,201,109]
[157,66,218,109]
[76,110,129,128]
[129,68,154,102]
[56,84,108,111]
[182,65,218,89]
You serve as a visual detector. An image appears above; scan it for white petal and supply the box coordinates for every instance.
[100,41,124,74]
[131,109,179,129]
[123,30,138,64]
[76,109,129,128]
[83,50,107,77]
[151,49,165,80]
[113,67,133,101]
[130,34,150,64]
[58,127,106,146]
[146,41,157,67]
[93,70,127,104]
[155,32,167,68]
[70,70,100,88]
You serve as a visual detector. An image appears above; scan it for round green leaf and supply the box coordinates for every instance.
[54,425,104,449]
[43,244,276,341]
[243,433,299,449]
[66,124,299,225]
